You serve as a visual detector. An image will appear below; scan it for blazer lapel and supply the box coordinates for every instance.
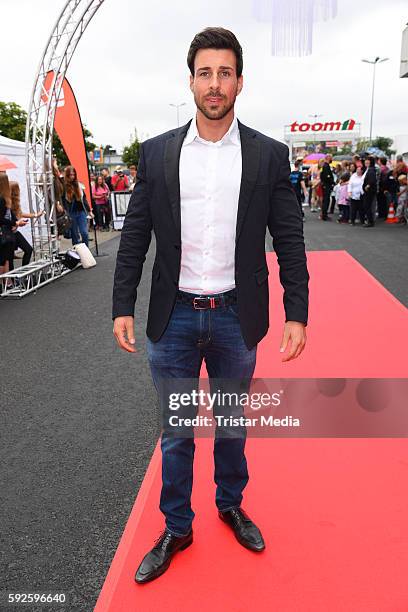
[236,121,261,243]
[164,120,192,239]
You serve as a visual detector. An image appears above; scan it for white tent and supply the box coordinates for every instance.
[0,134,32,245]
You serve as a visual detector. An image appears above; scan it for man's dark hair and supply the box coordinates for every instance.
[187,27,243,77]
[380,156,387,165]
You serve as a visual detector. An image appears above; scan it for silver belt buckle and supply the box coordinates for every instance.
[193,297,208,310]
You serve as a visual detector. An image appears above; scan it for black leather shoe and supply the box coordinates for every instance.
[219,507,265,552]
[135,529,193,584]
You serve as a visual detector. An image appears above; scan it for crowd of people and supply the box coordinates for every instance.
[1,150,407,279]
[52,162,138,247]
[0,163,138,278]
[89,164,137,232]
[290,153,408,226]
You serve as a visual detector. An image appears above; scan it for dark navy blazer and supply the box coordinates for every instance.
[112,120,309,350]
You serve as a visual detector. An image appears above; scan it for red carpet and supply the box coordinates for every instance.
[95,251,408,611]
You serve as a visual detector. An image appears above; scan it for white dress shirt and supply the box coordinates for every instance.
[178,115,242,295]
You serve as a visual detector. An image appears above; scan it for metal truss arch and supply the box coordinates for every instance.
[0,0,107,297]
[25,0,106,260]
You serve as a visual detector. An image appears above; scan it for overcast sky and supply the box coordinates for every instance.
[1,0,407,150]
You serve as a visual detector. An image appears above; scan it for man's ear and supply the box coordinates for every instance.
[237,74,243,96]
[189,74,194,93]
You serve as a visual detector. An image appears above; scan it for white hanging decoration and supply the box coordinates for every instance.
[253,0,337,57]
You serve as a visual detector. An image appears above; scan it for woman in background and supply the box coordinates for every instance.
[62,165,94,246]
[336,172,351,223]
[92,175,111,231]
[9,181,44,270]
[348,166,365,225]
[396,174,407,223]
[0,174,28,276]
[313,159,324,212]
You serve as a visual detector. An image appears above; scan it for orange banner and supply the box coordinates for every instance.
[43,71,91,204]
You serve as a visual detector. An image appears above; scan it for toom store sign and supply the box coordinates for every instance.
[289,119,356,132]
[284,118,361,161]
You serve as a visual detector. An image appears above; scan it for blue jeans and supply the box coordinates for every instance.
[70,210,89,246]
[147,294,257,537]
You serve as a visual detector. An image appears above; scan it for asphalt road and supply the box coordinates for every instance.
[0,210,406,610]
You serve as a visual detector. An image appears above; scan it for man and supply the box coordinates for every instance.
[289,160,308,219]
[112,27,309,584]
[352,154,363,170]
[128,164,137,191]
[320,154,335,220]
[295,156,304,170]
[111,166,130,191]
[396,154,408,175]
[101,167,113,192]
[377,156,390,219]
[362,156,377,227]
[382,164,399,216]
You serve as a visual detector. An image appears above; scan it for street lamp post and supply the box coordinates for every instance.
[169,102,186,127]
[308,114,322,151]
[361,57,389,144]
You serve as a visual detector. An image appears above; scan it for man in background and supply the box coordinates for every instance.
[111,167,130,192]
[320,153,335,221]
[289,159,308,220]
[128,164,138,191]
[101,167,113,191]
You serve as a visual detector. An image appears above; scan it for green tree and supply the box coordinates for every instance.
[338,143,353,155]
[372,137,395,157]
[356,136,396,157]
[122,128,141,167]
[0,100,97,167]
[0,101,27,141]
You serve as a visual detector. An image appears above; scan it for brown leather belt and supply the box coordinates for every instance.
[177,289,237,310]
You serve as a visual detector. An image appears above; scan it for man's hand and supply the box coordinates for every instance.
[280,321,307,362]
[113,316,136,353]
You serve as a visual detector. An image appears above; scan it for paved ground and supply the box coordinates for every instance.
[302,210,407,307]
[0,210,406,610]
[59,227,118,252]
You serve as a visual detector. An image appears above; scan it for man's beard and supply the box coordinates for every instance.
[194,91,236,121]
